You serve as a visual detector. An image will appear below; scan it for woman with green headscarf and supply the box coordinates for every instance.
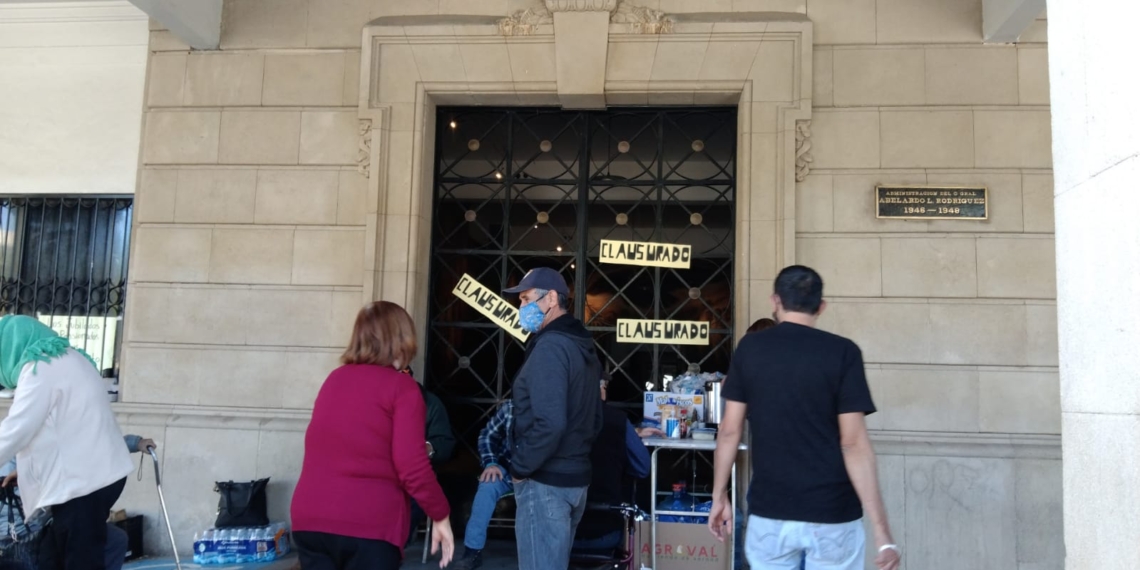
[0,315,133,570]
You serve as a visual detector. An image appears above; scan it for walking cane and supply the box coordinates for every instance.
[146,447,183,570]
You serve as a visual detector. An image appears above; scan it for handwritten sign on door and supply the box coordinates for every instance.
[600,239,692,269]
[616,319,710,345]
[452,274,529,342]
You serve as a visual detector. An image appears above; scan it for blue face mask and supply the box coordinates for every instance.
[519,301,547,333]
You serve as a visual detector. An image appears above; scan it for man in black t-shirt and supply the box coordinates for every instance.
[707,265,900,570]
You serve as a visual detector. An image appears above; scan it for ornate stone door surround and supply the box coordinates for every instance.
[354,3,813,354]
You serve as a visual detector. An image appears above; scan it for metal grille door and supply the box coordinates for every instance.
[427,108,736,459]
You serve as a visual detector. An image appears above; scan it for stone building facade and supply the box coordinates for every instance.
[5,1,1063,568]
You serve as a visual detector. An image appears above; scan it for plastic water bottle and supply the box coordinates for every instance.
[251,527,263,562]
[657,482,688,523]
[230,529,242,563]
[211,529,224,563]
[220,529,235,563]
[201,529,216,564]
[258,526,272,561]
[247,528,258,563]
[236,528,250,563]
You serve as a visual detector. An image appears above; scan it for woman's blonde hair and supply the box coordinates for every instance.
[341,301,417,369]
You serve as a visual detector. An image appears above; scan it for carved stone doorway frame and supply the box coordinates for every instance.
[354,8,813,364]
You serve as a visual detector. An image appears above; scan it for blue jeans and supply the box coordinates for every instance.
[745,515,865,570]
[105,523,129,570]
[463,478,513,550]
[513,479,588,570]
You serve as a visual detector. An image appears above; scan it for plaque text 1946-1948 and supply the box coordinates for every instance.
[876,186,988,220]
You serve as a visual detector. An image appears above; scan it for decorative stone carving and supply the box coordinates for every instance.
[499,0,671,35]
[544,0,618,11]
[611,1,673,34]
[499,4,552,36]
[795,120,813,183]
[357,119,372,178]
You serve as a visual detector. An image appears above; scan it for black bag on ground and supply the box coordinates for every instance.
[0,486,42,570]
[214,478,270,528]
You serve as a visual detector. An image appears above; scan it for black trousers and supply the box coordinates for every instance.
[294,531,401,570]
[39,477,127,570]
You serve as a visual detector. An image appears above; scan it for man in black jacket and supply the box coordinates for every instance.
[503,268,603,570]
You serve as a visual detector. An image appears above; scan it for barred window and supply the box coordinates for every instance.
[0,196,133,374]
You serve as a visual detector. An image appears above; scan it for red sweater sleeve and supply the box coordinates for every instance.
[392,381,450,521]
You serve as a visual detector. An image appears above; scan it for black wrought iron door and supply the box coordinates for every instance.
[427,108,736,461]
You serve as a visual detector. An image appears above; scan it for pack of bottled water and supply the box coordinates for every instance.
[192,523,291,564]
[656,482,706,524]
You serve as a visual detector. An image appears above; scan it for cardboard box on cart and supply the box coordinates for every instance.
[642,391,706,430]
[634,520,730,570]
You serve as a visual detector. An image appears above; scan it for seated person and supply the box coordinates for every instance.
[403,367,456,545]
[450,399,514,570]
[401,367,456,465]
[572,374,659,552]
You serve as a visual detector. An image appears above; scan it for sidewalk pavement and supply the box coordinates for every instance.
[403,538,519,570]
[122,539,521,570]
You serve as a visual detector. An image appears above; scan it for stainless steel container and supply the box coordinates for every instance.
[705,380,724,426]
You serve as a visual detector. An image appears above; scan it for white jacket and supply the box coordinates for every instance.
[0,349,133,516]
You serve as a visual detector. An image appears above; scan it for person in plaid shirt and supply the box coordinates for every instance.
[451,399,514,570]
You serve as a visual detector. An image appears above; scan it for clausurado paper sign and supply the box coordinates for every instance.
[452,273,529,342]
[600,239,692,269]
[617,319,710,346]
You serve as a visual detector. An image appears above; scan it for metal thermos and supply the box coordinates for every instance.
[705,379,724,426]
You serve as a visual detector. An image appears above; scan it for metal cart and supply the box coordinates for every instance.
[643,437,747,570]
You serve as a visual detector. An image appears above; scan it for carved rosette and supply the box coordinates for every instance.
[357,119,372,178]
[499,0,670,36]
[794,121,813,183]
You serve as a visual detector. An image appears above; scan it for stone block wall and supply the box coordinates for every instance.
[800,3,1062,568]
[120,2,373,546]
[128,43,368,410]
[801,1,1058,438]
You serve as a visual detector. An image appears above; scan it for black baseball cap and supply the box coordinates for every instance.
[503,267,570,296]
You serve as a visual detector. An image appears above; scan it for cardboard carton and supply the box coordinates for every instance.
[635,520,729,570]
[642,391,706,430]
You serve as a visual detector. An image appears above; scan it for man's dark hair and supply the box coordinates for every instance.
[535,289,572,311]
[774,265,824,314]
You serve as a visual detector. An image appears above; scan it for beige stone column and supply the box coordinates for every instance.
[1049,2,1140,568]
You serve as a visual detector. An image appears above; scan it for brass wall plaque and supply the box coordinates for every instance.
[876,186,988,220]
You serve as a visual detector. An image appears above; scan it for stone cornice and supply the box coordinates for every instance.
[869,430,1061,459]
[499,0,672,36]
[0,401,311,432]
[0,1,146,24]
[111,403,313,432]
[544,0,618,11]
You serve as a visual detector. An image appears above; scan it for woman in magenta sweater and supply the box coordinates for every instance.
[291,301,454,569]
